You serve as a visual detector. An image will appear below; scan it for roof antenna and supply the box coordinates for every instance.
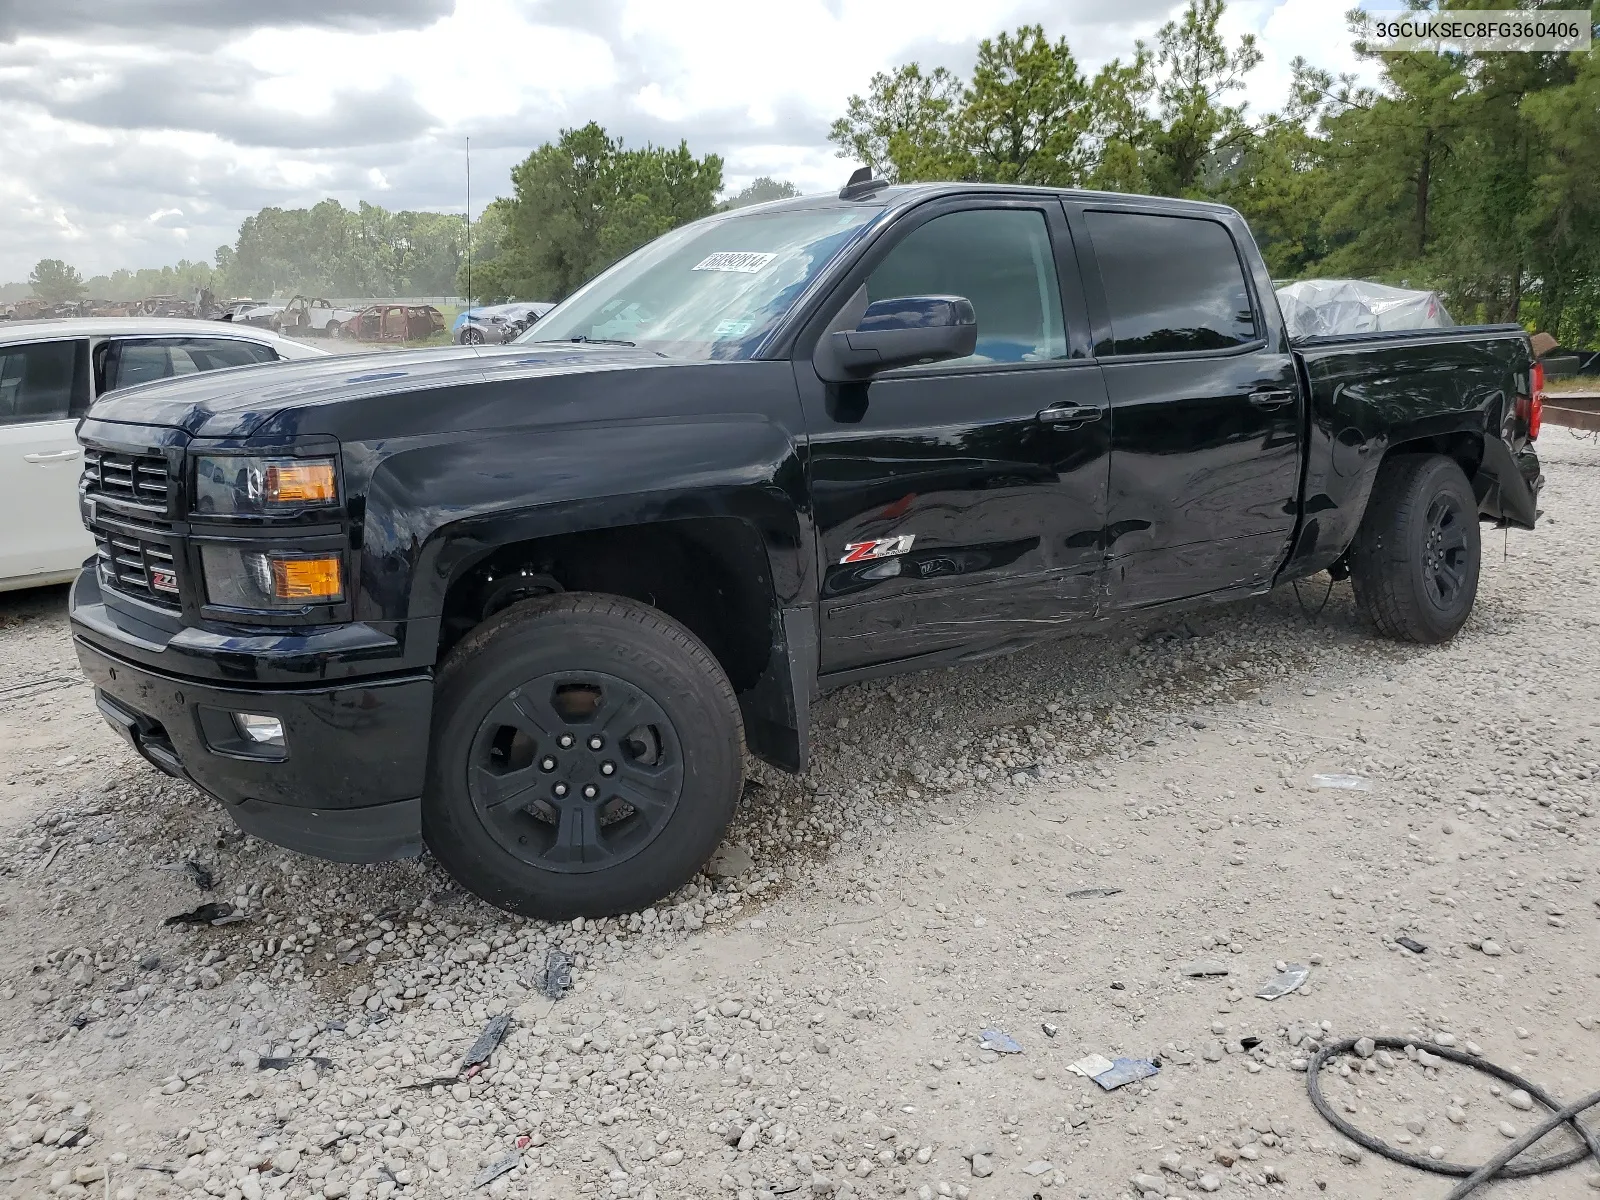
[839,166,889,200]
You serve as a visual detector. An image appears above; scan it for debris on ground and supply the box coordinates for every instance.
[1309,772,1373,791]
[460,1012,512,1073]
[1063,886,1122,900]
[1041,1022,1058,1038]
[257,1056,332,1071]
[707,841,755,879]
[472,1152,520,1188]
[1396,935,1428,954]
[978,1028,1023,1054]
[162,901,233,926]
[1256,964,1311,1000]
[157,860,214,890]
[1184,959,1230,977]
[1067,1053,1116,1078]
[536,948,573,1000]
[1066,1053,1161,1090]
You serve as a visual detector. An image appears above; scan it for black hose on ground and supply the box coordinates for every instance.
[1306,1035,1600,1198]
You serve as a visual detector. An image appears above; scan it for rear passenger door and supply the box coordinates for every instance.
[1069,205,1301,608]
[0,338,92,583]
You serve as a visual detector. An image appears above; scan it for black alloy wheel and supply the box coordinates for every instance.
[1421,491,1470,611]
[1349,453,1481,643]
[467,671,684,873]
[424,592,744,918]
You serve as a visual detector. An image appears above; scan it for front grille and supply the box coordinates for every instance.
[92,527,181,608]
[82,448,169,511]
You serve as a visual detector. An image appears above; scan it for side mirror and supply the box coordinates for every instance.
[814,295,977,382]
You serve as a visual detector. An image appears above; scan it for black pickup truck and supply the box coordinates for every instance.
[69,181,1544,917]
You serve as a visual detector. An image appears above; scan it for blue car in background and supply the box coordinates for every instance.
[453,301,555,344]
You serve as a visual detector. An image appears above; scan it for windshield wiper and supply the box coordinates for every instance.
[545,335,636,347]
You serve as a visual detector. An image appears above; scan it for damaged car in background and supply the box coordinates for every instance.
[454,302,555,345]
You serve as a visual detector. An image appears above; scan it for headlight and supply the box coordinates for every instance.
[193,456,338,515]
[201,547,345,610]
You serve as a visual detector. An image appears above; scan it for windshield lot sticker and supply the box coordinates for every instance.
[713,319,755,338]
[693,252,777,273]
[840,535,917,564]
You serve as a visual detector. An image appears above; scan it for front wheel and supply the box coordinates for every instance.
[1348,453,1481,643]
[424,592,744,918]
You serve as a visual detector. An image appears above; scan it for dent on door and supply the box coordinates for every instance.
[813,403,1109,670]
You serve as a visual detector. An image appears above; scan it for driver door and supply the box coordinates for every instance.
[795,198,1112,676]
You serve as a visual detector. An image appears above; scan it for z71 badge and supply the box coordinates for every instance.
[839,535,916,564]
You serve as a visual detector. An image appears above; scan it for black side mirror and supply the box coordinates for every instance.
[814,294,977,382]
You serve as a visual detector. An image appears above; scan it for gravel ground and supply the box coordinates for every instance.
[2,439,1598,1200]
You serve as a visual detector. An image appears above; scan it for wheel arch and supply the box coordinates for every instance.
[427,508,816,774]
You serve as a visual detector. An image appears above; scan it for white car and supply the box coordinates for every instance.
[0,319,327,593]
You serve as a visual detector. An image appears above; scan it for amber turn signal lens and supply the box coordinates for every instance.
[270,556,343,601]
[265,461,337,504]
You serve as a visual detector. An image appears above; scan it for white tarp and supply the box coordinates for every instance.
[1276,279,1453,341]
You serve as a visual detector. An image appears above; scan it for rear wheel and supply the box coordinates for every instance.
[1348,453,1481,643]
[424,592,744,918]
[463,327,484,345]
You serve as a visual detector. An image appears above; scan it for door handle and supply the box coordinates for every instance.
[1037,404,1104,426]
[1248,389,1295,410]
[22,449,82,463]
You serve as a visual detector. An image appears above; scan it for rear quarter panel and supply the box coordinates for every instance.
[1282,327,1531,577]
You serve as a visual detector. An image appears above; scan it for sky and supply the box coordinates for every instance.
[0,0,1373,284]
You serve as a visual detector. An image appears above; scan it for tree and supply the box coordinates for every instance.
[1086,46,1159,193]
[828,64,968,182]
[480,123,723,302]
[1221,57,1340,278]
[81,259,217,302]
[457,199,513,300]
[721,177,801,210]
[828,28,1092,185]
[960,26,1092,186]
[1146,0,1263,196]
[214,199,465,298]
[1521,46,1600,344]
[28,259,86,302]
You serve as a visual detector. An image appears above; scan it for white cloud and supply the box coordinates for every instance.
[0,0,1380,282]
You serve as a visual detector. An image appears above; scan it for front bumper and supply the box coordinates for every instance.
[74,595,433,865]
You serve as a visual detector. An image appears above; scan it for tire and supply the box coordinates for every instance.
[328,322,343,339]
[463,327,484,345]
[1348,453,1481,643]
[424,592,744,918]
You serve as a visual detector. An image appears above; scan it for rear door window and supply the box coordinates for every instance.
[182,339,278,371]
[0,340,84,424]
[1084,211,1257,356]
[101,337,278,392]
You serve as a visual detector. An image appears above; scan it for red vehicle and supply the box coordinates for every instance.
[328,304,445,342]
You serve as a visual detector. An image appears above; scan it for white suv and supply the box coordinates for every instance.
[0,318,327,593]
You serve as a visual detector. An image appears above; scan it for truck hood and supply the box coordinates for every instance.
[84,343,676,438]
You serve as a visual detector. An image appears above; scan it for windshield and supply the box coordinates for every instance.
[516,205,881,360]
